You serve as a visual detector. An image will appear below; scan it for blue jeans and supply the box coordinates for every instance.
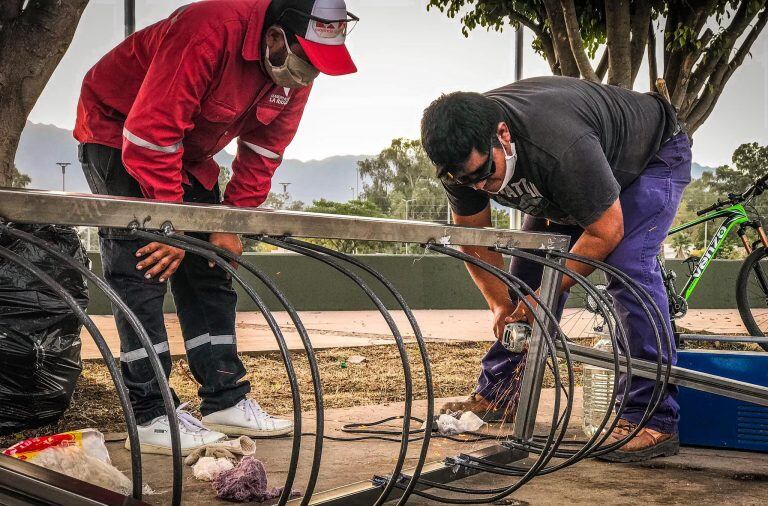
[476,133,691,434]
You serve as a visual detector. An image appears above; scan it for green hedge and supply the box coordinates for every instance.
[85,253,740,314]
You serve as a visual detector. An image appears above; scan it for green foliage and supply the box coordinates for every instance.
[357,138,448,222]
[10,165,30,188]
[263,190,305,211]
[671,142,768,259]
[218,165,231,194]
[303,199,399,253]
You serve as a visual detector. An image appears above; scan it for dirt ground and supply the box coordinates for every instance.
[2,337,761,449]
[1,342,495,448]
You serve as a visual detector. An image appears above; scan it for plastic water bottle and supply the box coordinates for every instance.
[581,333,615,437]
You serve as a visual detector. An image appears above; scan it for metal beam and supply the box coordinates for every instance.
[0,454,145,505]
[561,342,768,407]
[296,445,527,505]
[0,189,569,249]
[679,333,768,345]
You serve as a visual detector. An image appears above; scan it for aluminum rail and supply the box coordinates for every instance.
[679,333,768,345]
[561,342,768,406]
[295,445,528,506]
[0,189,569,249]
[0,454,147,506]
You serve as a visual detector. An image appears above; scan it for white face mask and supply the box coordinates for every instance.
[486,135,517,195]
[265,29,319,88]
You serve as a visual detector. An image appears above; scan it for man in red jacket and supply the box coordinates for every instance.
[75,0,358,456]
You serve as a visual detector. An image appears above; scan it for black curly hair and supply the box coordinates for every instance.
[420,91,503,178]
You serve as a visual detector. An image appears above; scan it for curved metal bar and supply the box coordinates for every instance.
[154,231,324,505]
[131,229,302,505]
[0,243,143,500]
[0,224,183,505]
[491,247,642,461]
[542,249,675,458]
[254,235,413,506]
[276,236,434,506]
[422,243,570,504]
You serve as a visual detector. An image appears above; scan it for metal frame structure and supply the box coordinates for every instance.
[2,188,768,505]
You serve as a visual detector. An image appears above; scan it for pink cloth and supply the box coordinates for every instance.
[212,457,301,503]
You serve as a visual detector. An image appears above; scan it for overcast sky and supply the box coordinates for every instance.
[28,0,768,167]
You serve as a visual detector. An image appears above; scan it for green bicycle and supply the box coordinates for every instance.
[661,172,768,351]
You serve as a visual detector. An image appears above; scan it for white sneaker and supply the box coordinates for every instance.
[125,403,226,456]
[202,399,293,437]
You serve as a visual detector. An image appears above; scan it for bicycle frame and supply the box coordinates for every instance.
[666,204,751,300]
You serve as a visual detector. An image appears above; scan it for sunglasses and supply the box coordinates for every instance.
[442,139,495,186]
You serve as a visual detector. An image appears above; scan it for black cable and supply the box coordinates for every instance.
[159,231,325,505]
[421,243,570,503]
[131,229,302,506]
[272,236,435,506]
[0,224,183,506]
[545,249,675,458]
[0,243,143,500]
[255,235,414,506]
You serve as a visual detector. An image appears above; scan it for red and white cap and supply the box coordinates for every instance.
[274,0,358,76]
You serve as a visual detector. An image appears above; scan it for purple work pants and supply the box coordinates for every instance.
[476,133,691,434]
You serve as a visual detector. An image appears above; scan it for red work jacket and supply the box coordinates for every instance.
[74,0,311,208]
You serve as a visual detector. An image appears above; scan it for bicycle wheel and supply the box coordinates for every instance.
[736,246,768,351]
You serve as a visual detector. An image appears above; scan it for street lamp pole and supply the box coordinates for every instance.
[125,0,135,38]
[56,162,71,192]
[510,25,525,230]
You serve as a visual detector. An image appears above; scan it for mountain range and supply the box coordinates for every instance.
[14,122,368,204]
[14,122,716,203]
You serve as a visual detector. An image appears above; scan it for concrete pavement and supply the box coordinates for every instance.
[81,309,750,360]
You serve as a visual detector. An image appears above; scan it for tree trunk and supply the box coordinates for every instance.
[559,0,598,81]
[541,0,580,77]
[0,0,89,187]
[647,21,658,89]
[604,0,632,87]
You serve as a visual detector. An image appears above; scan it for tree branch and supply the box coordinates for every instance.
[559,0,598,81]
[685,1,759,101]
[596,49,609,81]
[687,5,768,133]
[541,0,580,77]
[629,0,651,85]
[605,0,632,87]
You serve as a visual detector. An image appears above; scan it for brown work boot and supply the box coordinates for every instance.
[440,393,516,423]
[597,419,679,463]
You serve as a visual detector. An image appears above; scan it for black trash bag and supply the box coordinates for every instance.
[0,224,90,436]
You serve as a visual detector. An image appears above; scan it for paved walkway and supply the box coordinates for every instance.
[103,391,768,505]
[81,309,747,360]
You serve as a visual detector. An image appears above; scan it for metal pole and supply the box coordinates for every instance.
[510,25,524,230]
[56,162,71,192]
[513,257,564,441]
[125,0,135,38]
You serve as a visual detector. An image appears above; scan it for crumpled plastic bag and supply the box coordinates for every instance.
[32,446,137,495]
[434,411,485,435]
[4,428,152,495]
[193,456,234,481]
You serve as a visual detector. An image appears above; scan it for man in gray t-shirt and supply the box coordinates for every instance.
[421,76,691,462]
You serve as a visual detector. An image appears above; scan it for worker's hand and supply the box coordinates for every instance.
[505,291,541,326]
[135,241,185,283]
[492,302,517,340]
[209,232,243,269]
